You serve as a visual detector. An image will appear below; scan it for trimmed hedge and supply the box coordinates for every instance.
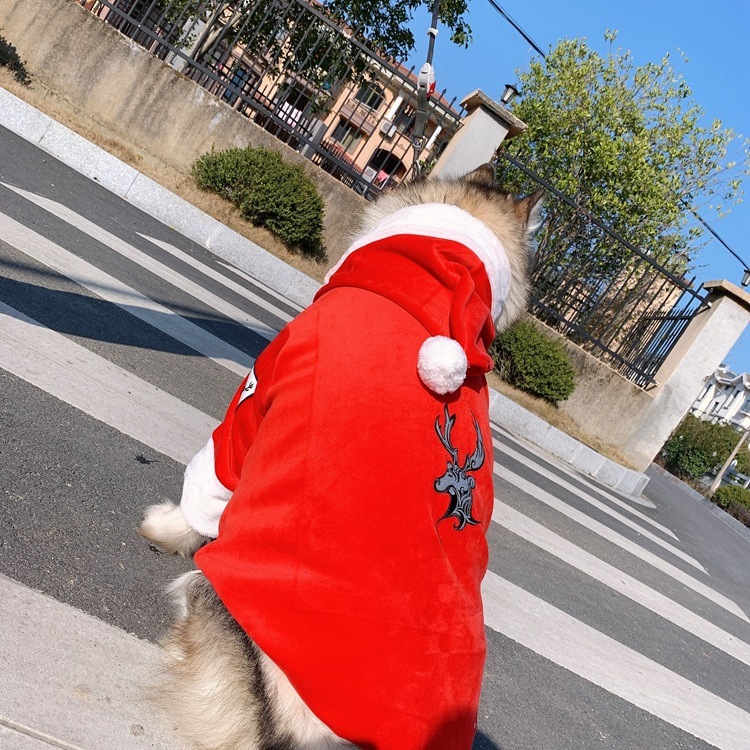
[0,33,30,84]
[490,321,576,404]
[192,146,325,258]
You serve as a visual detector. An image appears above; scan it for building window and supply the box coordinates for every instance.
[393,104,416,134]
[222,66,254,106]
[331,118,363,152]
[354,82,384,111]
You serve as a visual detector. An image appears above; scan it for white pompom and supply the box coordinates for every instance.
[417,336,468,394]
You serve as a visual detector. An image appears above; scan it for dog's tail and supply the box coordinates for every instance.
[138,501,209,558]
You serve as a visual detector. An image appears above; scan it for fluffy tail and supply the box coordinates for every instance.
[138,501,210,557]
[150,572,351,750]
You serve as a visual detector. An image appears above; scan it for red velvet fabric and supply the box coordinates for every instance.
[195,235,497,749]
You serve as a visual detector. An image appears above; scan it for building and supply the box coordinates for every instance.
[690,365,750,428]
[82,0,462,198]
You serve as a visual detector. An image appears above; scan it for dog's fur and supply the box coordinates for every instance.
[140,166,542,750]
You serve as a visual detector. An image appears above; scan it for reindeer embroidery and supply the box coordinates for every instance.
[433,404,485,530]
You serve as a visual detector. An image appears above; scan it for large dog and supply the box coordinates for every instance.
[140,164,542,750]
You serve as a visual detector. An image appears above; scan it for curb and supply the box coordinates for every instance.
[648,464,750,541]
[0,87,649,496]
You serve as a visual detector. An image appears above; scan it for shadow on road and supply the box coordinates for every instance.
[0,258,272,362]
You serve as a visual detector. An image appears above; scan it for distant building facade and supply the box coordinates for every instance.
[690,365,750,429]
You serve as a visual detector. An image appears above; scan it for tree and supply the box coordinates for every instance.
[161,0,470,113]
[499,32,749,278]
[323,0,471,61]
[661,415,745,480]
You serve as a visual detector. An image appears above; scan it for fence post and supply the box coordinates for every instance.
[429,89,525,179]
[621,280,750,470]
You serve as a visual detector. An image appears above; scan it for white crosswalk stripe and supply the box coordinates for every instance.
[0,211,253,376]
[494,460,748,622]
[3,182,750,750]
[492,433,680,540]
[140,234,296,323]
[2,183,280,340]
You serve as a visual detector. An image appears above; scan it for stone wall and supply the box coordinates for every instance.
[0,0,365,262]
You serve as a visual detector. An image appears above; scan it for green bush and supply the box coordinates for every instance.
[713,485,750,527]
[192,146,325,258]
[661,415,741,480]
[490,320,576,404]
[0,33,30,84]
[713,484,750,511]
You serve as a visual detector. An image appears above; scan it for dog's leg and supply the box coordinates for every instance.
[151,572,352,750]
[150,571,272,749]
[138,501,209,558]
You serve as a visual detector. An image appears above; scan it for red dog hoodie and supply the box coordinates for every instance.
[180,203,512,749]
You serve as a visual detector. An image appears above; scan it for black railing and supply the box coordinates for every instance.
[495,150,709,387]
[80,0,462,199]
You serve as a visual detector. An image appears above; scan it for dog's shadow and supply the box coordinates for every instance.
[417,717,504,750]
[472,731,504,750]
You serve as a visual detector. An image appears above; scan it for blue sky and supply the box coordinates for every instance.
[406,0,750,371]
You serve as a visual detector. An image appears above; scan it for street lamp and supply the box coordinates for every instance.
[742,269,750,287]
[500,84,519,106]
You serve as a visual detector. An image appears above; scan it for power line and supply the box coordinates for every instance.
[685,203,750,275]
[486,0,749,281]
[485,0,546,58]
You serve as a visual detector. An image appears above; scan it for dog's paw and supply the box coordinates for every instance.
[138,501,210,558]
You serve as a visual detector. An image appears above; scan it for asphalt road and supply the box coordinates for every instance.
[1,124,749,750]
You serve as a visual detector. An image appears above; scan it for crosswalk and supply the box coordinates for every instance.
[2,175,749,750]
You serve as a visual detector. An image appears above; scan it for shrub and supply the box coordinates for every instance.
[713,485,750,527]
[713,484,750,510]
[0,33,30,84]
[192,146,325,258]
[661,415,741,480]
[490,320,576,404]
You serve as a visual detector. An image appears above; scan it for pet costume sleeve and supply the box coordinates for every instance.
[179,330,289,538]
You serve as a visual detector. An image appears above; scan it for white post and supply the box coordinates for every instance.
[429,89,526,180]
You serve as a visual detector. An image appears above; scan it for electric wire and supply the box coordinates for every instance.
[486,0,748,279]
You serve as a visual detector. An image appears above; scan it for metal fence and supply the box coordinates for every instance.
[79,0,462,199]
[495,150,709,388]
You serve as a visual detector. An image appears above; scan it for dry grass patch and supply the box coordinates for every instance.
[487,370,639,471]
[0,73,329,282]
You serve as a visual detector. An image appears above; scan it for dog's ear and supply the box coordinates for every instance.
[465,163,496,187]
[515,189,545,239]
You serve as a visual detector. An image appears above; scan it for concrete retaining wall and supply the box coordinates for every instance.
[530,319,655,451]
[0,0,365,262]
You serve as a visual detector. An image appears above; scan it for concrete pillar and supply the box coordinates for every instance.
[429,89,525,180]
[621,280,750,470]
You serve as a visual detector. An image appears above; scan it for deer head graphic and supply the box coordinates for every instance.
[434,404,485,530]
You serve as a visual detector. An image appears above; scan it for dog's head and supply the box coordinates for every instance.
[356,164,543,334]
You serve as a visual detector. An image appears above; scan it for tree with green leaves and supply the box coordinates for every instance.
[161,0,469,115]
[499,32,749,279]
[323,0,470,60]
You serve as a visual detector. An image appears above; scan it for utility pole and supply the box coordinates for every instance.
[709,427,750,494]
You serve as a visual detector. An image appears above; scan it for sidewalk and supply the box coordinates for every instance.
[0,87,649,498]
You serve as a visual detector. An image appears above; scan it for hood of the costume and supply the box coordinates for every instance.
[316,203,512,393]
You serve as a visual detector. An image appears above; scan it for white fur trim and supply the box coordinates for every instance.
[327,203,511,320]
[418,336,468,394]
[179,436,232,538]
